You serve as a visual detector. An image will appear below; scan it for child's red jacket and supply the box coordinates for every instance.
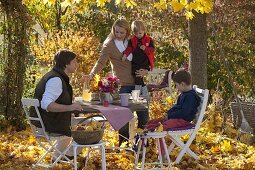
[123,35,155,70]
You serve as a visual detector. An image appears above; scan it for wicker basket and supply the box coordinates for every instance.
[71,115,105,145]
[231,102,255,134]
[72,129,104,145]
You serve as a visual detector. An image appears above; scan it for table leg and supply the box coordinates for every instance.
[73,145,77,170]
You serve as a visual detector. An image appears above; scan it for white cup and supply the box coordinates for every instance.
[131,90,140,101]
[119,93,130,106]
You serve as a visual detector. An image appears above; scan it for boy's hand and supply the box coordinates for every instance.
[140,45,146,50]
[122,55,127,61]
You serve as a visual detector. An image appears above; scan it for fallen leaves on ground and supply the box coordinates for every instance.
[0,124,254,170]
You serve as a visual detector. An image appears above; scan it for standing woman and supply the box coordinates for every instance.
[85,18,149,146]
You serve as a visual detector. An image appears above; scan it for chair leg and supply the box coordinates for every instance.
[171,137,198,164]
[141,138,147,169]
[36,145,53,166]
[52,141,73,165]
[156,138,163,168]
[101,145,106,170]
[162,138,172,169]
[135,138,142,168]
[168,142,175,153]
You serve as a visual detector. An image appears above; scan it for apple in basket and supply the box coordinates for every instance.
[76,125,85,130]
[85,126,94,131]
[74,121,102,131]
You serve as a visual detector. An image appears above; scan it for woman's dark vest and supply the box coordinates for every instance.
[31,68,73,136]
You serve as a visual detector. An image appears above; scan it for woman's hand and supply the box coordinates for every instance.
[140,45,146,51]
[81,74,93,82]
[122,56,127,62]
[135,69,148,77]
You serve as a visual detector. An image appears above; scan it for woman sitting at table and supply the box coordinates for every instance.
[83,18,149,146]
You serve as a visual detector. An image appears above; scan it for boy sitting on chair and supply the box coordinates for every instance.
[133,69,201,153]
[146,69,201,131]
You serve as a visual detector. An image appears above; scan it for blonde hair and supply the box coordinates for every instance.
[104,18,130,45]
[131,20,146,33]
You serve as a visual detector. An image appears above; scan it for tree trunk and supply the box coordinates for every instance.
[55,0,62,30]
[0,0,31,130]
[188,12,207,89]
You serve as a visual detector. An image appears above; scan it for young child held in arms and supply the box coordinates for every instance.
[122,20,155,96]
[146,69,201,131]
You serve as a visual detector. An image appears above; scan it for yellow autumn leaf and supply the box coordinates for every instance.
[136,128,145,135]
[115,0,123,5]
[170,0,185,12]
[180,0,188,5]
[61,0,71,8]
[153,0,168,10]
[44,0,56,6]
[94,74,100,82]
[165,96,173,104]
[187,2,198,10]
[200,0,213,13]
[185,11,194,20]
[156,122,164,132]
[220,140,233,152]
[97,0,108,8]
[120,141,128,147]
[125,0,137,8]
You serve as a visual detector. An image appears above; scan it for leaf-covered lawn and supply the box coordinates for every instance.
[0,124,254,170]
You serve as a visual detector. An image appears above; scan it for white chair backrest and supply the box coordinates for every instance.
[167,70,173,96]
[21,98,49,139]
[147,68,167,85]
[147,68,173,95]
[192,85,209,131]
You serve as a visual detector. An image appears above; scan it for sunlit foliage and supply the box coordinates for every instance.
[30,28,101,96]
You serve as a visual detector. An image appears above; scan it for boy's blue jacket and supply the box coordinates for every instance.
[167,89,201,122]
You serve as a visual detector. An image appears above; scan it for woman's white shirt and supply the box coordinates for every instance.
[114,39,133,61]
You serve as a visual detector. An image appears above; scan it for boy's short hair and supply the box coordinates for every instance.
[131,20,146,33]
[173,69,192,85]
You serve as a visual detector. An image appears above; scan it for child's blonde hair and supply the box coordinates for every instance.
[131,20,146,33]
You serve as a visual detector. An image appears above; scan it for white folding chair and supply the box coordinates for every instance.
[147,68,173,96]
[21,98,73,168]
[167,86,209,164]
[147,68,167,84]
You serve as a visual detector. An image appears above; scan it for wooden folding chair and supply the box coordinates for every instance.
[21,98,73,168]
[167,86,209,164]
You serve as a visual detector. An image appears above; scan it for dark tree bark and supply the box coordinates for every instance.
[188,12,207,89]
[0,0,31,130]
[55,0,62,30]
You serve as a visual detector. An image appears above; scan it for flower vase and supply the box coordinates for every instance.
[100,92,113,104]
